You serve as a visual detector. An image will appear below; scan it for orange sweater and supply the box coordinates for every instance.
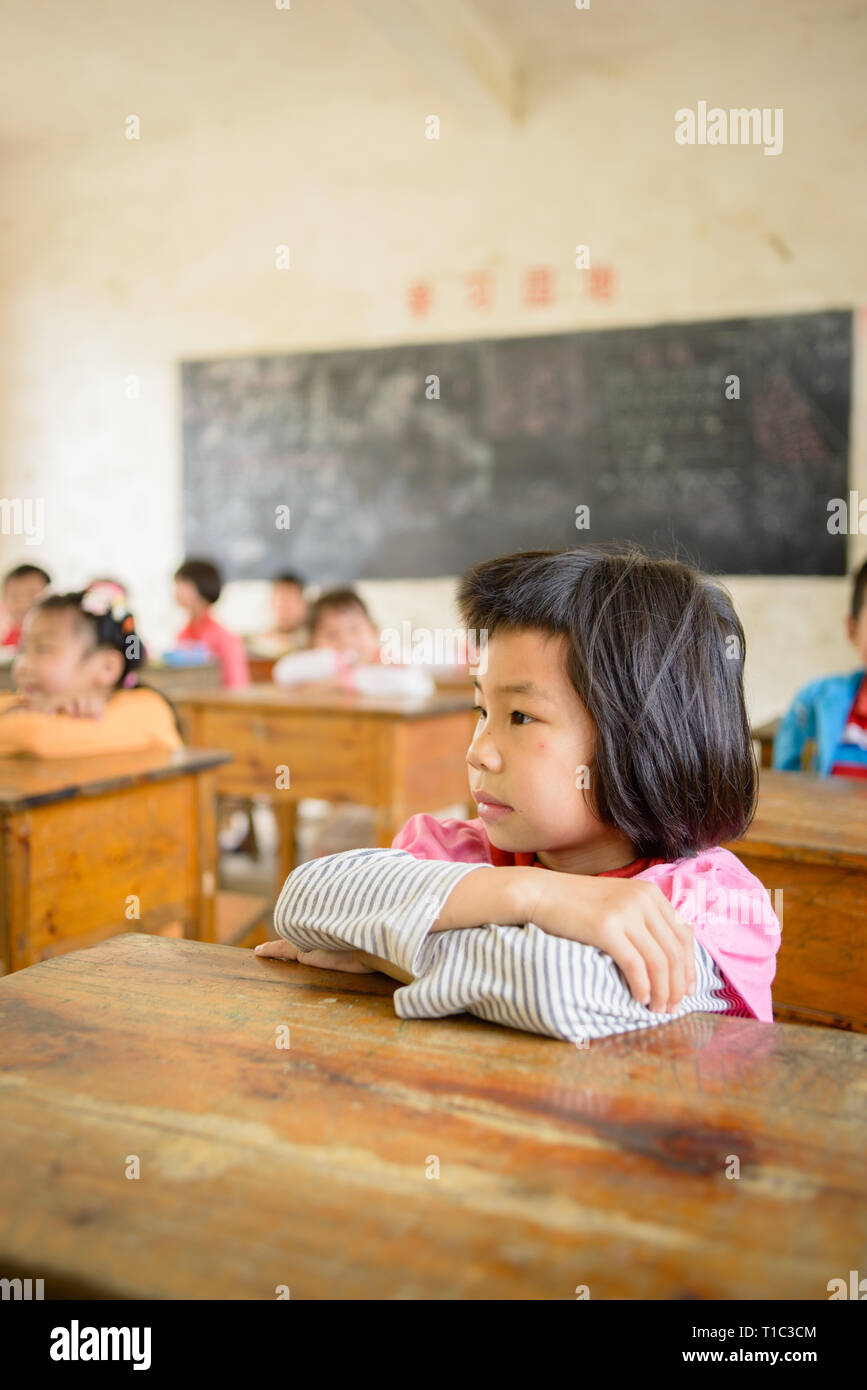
[0,688,182,757]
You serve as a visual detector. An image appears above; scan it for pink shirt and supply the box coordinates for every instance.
[178,612,250,689]
[392,813,780,1023]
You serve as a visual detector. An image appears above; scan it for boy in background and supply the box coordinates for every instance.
[774,556,867,777]
[248,572,310,659]
[0,564,51,649]
[174,558,250,689]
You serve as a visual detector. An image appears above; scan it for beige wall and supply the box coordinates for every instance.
[1,0,865,722]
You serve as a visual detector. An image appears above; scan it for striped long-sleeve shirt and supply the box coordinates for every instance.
[273,848,751,1045]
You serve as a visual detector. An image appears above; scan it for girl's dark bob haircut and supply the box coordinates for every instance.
[457,545,758,861]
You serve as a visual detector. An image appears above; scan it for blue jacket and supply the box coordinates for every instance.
[772,669,864,775]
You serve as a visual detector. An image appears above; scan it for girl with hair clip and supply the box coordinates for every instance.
[0,586,181,756]
[258,546,781,1046]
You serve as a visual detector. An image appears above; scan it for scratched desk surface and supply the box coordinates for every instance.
[0,933,864,1300]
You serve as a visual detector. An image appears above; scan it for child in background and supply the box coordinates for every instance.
[0,564,51,648]
[774,557,867,777]
[258,546,780,1045]
[272,588,432,696]
[174,558,250,689]
[272,588,429,857]
[0,587,181,756]
[248,572,310,658]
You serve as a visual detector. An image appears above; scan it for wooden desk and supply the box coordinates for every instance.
[0,748,230,974]
[0,932,863,1300]
[177,685,478,888]
[724,769,867,1032]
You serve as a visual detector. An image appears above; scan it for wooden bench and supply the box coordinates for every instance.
[724,768,867,1032]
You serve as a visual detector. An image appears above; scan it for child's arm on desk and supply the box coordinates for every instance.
[257,935,413,985]
[263,849,713,1043]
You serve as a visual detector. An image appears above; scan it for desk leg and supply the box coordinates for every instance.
[273,798,297,896]
[193,770,217,943]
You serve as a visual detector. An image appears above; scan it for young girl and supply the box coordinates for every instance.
[256,547,780,1044]
[0,588,182,756]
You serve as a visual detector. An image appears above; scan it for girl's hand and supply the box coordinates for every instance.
[52,693,108,718]
[18,692,107,718]
[527,872,696,1014]
[254,938,376,973]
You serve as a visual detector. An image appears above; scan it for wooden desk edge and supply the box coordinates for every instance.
[175,686,476,719]
[0,749,234,812]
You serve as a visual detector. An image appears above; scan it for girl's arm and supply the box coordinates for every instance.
[772,687,816,771]
[271,849,719,1044]
[0,691,181,756]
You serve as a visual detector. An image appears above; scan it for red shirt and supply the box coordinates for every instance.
[178,612,250,689]
[1,624,21,648]
[830,673,867,779]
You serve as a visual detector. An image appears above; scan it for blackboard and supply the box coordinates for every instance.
[181,310,852,580]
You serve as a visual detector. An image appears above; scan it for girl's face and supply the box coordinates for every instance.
[467,628,636,874]
[312,607,380,661]
[13,609,121,700]
[3,572,48,626]
[175,578,207,615]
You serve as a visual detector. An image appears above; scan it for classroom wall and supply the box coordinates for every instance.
[1,0,865,722]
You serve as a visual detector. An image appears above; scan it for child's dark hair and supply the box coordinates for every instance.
[4,563,51,586]
[175,558,222,605]
[850,558,867,621]
[457,545,758,861]
[309,587,371,631]
[273,571,305,588]
[37,590,145,690]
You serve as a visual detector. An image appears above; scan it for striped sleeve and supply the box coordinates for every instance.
[273,849,734,1044]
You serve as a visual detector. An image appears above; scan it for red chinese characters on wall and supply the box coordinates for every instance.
[407,263,616,315]
[523,266,553,307]
[588,266,614,301]
[407,281,432,318]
